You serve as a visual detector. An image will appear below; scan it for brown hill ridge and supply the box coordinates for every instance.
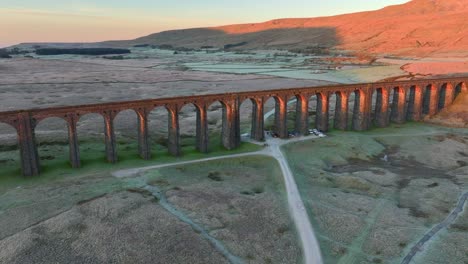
[107,0,468,58]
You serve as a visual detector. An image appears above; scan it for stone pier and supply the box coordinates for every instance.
[67,114,81,168]
[196,104,209,153]
[274,96,288,138]
[137,108,151,160]
[334,92,349,130]
[316,93,330,132]
[251,99,265,141]
[167,106,181,156]
[295,95,309,135]
[103,111,117,163]
[17,113,40,177]
[222,100,240,150]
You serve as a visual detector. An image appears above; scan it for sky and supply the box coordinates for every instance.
[0,0,410,47]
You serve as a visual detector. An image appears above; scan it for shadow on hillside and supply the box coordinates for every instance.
[105,27,341,51]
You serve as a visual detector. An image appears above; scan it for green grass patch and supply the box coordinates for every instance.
[0,136,262,194]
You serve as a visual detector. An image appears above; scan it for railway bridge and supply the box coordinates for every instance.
[0,77,466,176]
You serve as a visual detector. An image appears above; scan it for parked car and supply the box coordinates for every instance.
[317,132,326,137]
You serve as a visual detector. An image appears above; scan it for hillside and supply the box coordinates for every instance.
[103,0,468,58]
[428,91,468,128]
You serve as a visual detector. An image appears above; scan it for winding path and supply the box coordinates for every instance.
[401,191,468,264]
[113,136,324,264]
[114,98,323,263]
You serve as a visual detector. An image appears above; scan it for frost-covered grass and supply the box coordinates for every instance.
[145,155,302,263]
[282,123,468,264]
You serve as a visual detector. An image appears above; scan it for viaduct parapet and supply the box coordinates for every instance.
[0,77,466,176]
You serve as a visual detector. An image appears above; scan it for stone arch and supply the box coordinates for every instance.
[76,112,107,165]
[374,87,390,127]
[286,95,299,134]
[406,85,423,121]
[239,98,257,139]
[352,89,370,131]
[0,121,21,176]
[423,84,438,116]
[34,117,70,170]
[438,83,455,110]
[206,100,227,151]
[455,82,467,98]
[205,99,241,151]
[113,109,139,161]
[390,86,407,124]
[264,95,288,138]
[147,106,170,156]
[178,103,202,153]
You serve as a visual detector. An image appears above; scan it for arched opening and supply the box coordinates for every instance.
[179,103,199,153]
[239,99,255,139]
[455,82,467,97]
[406,85,423,121]
[148,106,169,156]
[390,86,406,123]
[0,122,20,176]
[264,97,277,134]
[293,94,310,135]
[77,113,106,166]
[35,117,69,172]
[423,84,438,115]
[263,96,288,138]
[113,109,139,161]
[206,101,225,151]
[438,83,455,110]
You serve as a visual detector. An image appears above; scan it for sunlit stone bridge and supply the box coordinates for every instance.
[0,77,466,176]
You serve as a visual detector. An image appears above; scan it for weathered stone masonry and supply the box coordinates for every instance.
[0,77,466,176]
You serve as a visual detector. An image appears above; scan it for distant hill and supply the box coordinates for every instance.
[101,0,468,58]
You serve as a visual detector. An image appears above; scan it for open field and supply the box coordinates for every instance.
[144,156,301,263]
[283,123,468,264]
[0,151,301,263]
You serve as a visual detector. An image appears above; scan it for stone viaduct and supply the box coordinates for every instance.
[0,77,466,176]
